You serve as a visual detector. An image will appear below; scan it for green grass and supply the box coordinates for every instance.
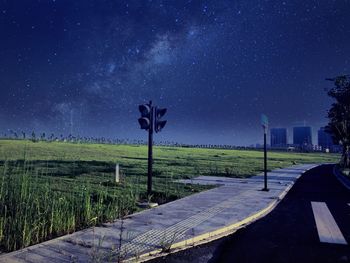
[0,139,339,252]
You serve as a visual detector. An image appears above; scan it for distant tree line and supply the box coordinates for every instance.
[0,130,340,153]
[1,130,148,145]
[0,130,264,150]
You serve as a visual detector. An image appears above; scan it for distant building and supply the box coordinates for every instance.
[270,128,287,147]
[318,127,334,150]
[293,127,312,146]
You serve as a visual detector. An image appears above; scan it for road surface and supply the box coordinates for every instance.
[151,164,350,263]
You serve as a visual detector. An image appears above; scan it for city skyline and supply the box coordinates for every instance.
[269,125,332,147]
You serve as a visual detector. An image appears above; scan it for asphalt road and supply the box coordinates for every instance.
[150,164,350,263]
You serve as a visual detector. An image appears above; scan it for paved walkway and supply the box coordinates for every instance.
[211,164,350,263]
[0,164,318,263]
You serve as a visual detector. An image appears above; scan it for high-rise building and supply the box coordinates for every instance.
[318,127,334,149]
[270,128,287,147]
[293,126,312,146]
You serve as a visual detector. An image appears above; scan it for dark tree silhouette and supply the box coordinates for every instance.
[31,131,36,142]
[326,75,350,167]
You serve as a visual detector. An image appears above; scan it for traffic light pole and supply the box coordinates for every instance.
[147,101,153,196]
[138,100,167,198]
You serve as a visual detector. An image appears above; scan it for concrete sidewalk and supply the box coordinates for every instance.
[0,164,318,263]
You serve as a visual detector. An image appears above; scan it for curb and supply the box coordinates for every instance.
[126,164,319,263]
[333,165,350,190]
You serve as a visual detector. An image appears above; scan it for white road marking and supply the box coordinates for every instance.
[311,202,347,245]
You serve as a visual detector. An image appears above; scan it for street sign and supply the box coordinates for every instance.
[261,114,269,129]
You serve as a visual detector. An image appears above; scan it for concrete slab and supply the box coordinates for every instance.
[0,164,318,263]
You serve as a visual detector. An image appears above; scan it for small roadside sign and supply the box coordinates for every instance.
[261,114,269,129]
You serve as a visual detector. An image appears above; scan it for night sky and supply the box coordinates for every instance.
[1,0,350,145]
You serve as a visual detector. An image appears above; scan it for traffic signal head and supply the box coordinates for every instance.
[155,120,167,133]
[139,104,151,117]
[155,107,167,133]
[138,117,151,130]
[155,108,167,119]
[138,104,152,130]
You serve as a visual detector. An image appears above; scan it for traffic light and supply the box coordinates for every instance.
[155,107,167,133]
[138,104,152,130]
[137,101,167,197]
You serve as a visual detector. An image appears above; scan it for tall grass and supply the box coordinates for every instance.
[0,160,137,252]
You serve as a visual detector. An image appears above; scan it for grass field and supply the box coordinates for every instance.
[0,139,339,252]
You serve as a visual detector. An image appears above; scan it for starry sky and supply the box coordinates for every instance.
[1,0,350,145]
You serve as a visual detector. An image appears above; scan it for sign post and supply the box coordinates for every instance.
[115,163,120,183]
[261,114,269,191]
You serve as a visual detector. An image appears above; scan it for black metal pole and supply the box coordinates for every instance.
[263,130,268,191]
[147,101,153,197]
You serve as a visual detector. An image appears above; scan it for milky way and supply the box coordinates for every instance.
[1,0,350,145]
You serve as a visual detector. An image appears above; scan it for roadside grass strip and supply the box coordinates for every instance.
[311,202,347,245]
